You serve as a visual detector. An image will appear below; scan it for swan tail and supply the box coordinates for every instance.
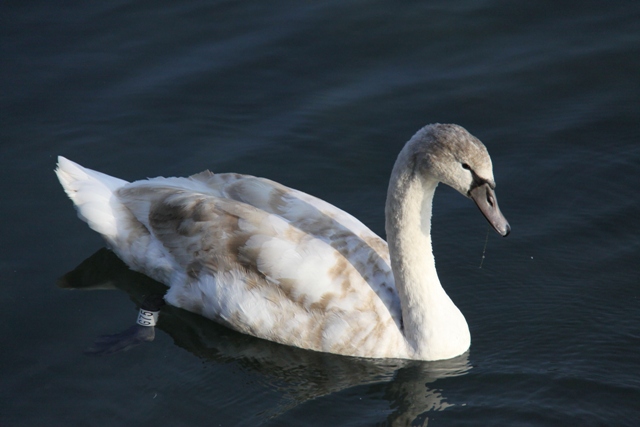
[55,156,131,243]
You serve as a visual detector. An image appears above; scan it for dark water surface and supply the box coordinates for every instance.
[2,1,639,425]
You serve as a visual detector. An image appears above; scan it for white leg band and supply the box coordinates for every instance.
[137,309,160,327]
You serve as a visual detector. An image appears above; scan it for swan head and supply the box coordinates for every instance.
[408,123,511,236]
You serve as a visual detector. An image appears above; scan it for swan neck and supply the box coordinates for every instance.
[385,152,469,360]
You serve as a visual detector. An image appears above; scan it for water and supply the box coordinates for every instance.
[2,1,639,425]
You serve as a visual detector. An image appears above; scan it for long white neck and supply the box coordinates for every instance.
[385,148,470,360]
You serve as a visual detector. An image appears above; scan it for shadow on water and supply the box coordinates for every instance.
[59,248,471,425]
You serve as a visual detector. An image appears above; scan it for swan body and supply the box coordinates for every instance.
[56,123,509,361]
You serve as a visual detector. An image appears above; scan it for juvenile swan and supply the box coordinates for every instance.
[56,124,509,361]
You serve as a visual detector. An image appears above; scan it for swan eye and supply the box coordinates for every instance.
[461,163,471,170]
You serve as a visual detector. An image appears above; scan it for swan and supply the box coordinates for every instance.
[56,123,509,361]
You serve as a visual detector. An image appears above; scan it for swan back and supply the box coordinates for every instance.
[123,171,401,316]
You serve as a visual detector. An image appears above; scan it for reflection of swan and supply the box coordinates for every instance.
[56,123,509,361]
[59,248,472,424]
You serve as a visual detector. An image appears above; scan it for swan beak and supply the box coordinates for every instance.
[469,184,510,237]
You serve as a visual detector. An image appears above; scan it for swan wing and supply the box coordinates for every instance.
[192,172,399,311]
[119,172,400,314]
[116,180,403,356]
